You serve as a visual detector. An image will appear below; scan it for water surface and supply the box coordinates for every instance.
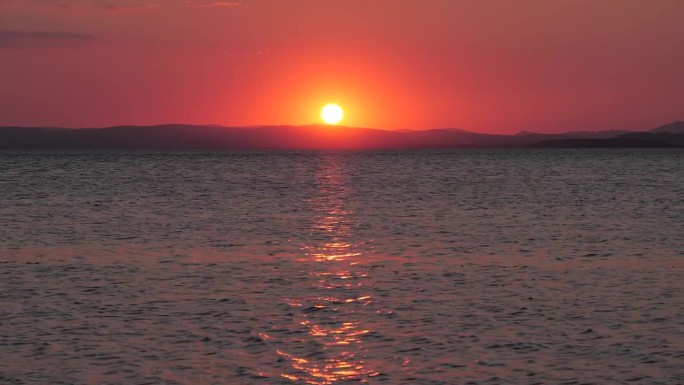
[1,150,682,384]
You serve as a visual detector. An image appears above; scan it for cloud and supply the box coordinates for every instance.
[0,30,95,48]
[189,1,242,8]
[0,0,76,12]
[104,3,161,14]
[0,0,244,12]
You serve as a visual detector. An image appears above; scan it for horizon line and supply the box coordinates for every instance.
[2,120,681,136]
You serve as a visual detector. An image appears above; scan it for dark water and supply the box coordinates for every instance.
[0,150,682,384]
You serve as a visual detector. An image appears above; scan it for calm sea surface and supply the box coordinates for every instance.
[0,150,682,384]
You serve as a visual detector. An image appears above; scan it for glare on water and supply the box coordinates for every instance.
[278,156,379,384]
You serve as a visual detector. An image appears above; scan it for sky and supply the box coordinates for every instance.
[1,0,683,133]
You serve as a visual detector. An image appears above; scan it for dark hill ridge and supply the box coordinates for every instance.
[650,121,684,134]
[532,133,684,148]
[0,122,682,150]
[533,122,684,148]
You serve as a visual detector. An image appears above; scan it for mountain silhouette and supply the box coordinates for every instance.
[650,121,684,134]
[533,122,684,148]
[0,122,682,150]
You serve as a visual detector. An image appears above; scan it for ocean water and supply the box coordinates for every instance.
[0,149,682,384]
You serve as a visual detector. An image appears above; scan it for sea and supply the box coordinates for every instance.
[0,149,682,385]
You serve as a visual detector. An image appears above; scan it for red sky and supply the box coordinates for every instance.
[1,0,682,133]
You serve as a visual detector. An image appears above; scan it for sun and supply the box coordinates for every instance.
[321,103,344,125]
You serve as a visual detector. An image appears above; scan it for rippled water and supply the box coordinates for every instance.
[1,150,682,384]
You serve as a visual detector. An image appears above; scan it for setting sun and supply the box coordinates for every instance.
[321,104,344,125]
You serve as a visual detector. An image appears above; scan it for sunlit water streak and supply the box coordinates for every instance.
[274,156,379,384]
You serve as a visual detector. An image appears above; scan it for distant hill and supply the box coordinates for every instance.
[533,122,684,148]
[650,121,684,134]
[516,130,632,139]
[0,122,682,150]
[533,133,684,148]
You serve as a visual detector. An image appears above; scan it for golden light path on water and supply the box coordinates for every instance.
[277,156,380,384]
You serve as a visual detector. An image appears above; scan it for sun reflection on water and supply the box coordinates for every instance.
[278,155,379,384]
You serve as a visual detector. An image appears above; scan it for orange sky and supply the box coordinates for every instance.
[1,0,682,133]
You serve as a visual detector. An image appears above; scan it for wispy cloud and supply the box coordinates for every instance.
[0,0,75,12]
[189,1,242,8]
[104,3,161,14]
[1,0,244,13]
[0,30,95,48]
